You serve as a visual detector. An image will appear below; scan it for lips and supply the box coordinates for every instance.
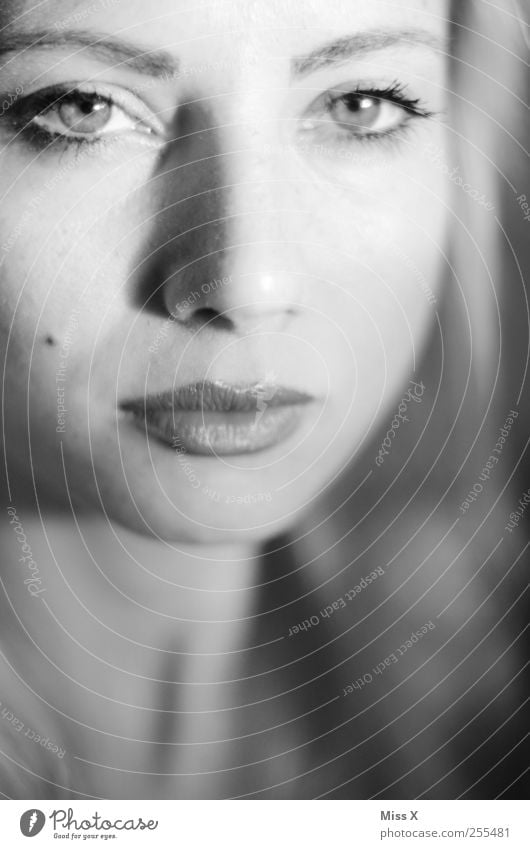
[120,381,314,455]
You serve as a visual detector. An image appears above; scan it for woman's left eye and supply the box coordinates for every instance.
[329,93,403,135]
[303,83,431,139]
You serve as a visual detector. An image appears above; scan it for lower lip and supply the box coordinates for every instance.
[129,406,308,455]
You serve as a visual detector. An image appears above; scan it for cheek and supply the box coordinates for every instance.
[370,170,448,356]
[302,164,447,310]
[0,177,145,357]
[293,164,448,430]
[0,151,149,300]
[0,196,123,434]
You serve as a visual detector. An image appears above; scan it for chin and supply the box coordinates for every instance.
[103,487,298,547]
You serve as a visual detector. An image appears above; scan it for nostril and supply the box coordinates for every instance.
[186,307,233,331]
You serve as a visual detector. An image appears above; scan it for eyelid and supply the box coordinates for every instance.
[21,80,167,137]
[312,82,427,116]
[312,74,418,98]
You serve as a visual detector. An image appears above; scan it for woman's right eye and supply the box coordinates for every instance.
[7,83,163,148]
[36,90,127,137]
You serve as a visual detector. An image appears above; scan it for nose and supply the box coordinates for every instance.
[167,240,300,333]
[148,103,302,334]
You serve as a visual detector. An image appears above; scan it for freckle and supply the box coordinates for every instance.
[44,335,56,347]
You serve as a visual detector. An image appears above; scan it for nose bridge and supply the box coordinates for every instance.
[220,160,286,266]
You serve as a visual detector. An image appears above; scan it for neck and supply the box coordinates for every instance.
[84,515,261,615]
[1,498,263,673]
[0,478,273,796]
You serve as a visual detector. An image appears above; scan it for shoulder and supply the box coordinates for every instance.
[0,652,72,799]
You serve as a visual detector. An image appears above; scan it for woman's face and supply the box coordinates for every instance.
[0,0,450,544]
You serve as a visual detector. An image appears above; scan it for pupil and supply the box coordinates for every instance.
[76,93,105,114]
[58,93,110,132]
[332,93,381,131]
[345,94,374,112]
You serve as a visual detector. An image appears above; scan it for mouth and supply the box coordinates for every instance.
[120,381,314,456]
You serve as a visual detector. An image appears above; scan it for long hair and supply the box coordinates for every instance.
[250,0,529,799]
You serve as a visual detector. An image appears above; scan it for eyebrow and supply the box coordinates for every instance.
[0,28,180,78]
[292,28,447,78]
[0,26,445,81]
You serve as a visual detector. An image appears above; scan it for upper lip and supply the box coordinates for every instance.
[120,380,314,415]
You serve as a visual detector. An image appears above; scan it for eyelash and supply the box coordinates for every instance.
[6,83,148,156]
[2,79,433,158]
[315,80,434,143]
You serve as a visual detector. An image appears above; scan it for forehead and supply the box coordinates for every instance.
[2,0,450,51]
